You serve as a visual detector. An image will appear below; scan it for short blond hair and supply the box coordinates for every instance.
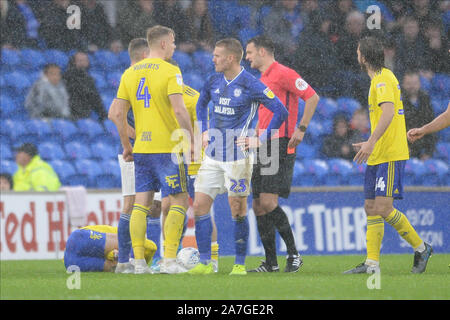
[146,25,175,47]
[128,38,149,62]
[216,38,243,63]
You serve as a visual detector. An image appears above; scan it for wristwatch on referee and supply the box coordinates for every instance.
[297,124,307,132]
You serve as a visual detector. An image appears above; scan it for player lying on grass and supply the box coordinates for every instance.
[64,225,156,272]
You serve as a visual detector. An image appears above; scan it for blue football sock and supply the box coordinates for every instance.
[234,215,249,265]
[146,216,161,259]
[118,213,131,263]
[195,213,212,264]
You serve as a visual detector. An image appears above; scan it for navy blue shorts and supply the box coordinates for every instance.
[364,160,406,200]
[64,229,106,272]
[134,153,188,196]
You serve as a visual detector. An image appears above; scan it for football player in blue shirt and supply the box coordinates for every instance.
[188,38,288,275]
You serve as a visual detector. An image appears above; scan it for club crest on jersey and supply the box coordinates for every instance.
[295,78,308,91]
[234,88,242,97]
[263,88,275,99]
[176,74,183,86]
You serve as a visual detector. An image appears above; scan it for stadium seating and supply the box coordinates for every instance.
[51,119,84,143]
[1,48,21,71]
[93,50,122,72]
[296,143,317,160]
[0,143,13,160]
[3,71,32,95]
[302,159,330,186]
[192,50,215,76]
[336,97,361,117]
[102,120,120,145]
[74,159,104,188]
[76,119,106,143]
[45,49,69,70]
[49,159,78,186]
[95,159,121,189]
[64,141,92,161]
[172,51,194,73]
[327,158,353,186]
[435,142,450,161]
[291,160,306,186]
[89,71,108,90]
[348,163,366,186]
[422,159,449,186]
[431,74,450,100]
[90,142,117,161]
[183,72,205,92]
[26,119,55,143]
[38,142,66,161]
[0,159,18,175]
[404,158,426,185]
[314,97,339,121]
[21,49,47,71]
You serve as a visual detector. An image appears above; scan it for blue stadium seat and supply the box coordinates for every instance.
[64,141,92,160]
[50,119,80,144]
[192,50,215,76]
[90,142,116,161]
[431,99,448,115]
[45,49,69,70]
[404,158,426,186]
[423,159,449,186]
[26,119,55,143]
[49,160,77,185]
[106,71,122,89]
[93,50,121,71]
[74,159,103,188]
[304,121,326,143]
[337,97,361,117]
[302,159,330,186]
[314,97,339,121]
[3,71,32,95]
[439,127,450,143]
[431,74,450,100]
[326,158,353,186]
[118,50,131,69]
[21,49,47,71]
[1,119,33,144]
[38,142,67,161]
[435,142,450,161]
[76,119,106,143]
[183,72,205,91]
[172,51,193,73]
[96,159,121,189]
[0,144,13,160]
[348,163,366,186]
[102,120,120,145]
[0,159,18,175]
[1,48,21,71]
[0,94,18,119]
[89,71,108,90]
[296,143,317,160]
[292,160,306,186]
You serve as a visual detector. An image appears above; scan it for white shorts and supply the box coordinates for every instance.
[117,155,161,201]
[194,155,253,200]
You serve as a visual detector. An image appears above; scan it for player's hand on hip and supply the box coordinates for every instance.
[236,136,261,150]
[288,128,305,149]
[407,128,424,142]
[352,141,374,165]
[123,147,133,162]
[202,131,209,150]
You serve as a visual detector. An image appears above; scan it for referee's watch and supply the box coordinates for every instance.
[297,124,307,132]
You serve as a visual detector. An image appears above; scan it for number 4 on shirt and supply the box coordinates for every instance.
[137,77,151,108]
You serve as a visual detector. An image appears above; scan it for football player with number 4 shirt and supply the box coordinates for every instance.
[344,36,432,275]
[243,36,319,273]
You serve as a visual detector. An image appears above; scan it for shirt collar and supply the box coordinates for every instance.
[262,61,279,78]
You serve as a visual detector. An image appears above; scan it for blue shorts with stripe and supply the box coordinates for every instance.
[161,174,196,199]
[134,153,188,196]
[64,229,106,272]
[364,160,406,200]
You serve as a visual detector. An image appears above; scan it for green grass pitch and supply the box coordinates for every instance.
[1,254,449,300]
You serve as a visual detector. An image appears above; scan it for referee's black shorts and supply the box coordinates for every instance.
[251,137,296,199]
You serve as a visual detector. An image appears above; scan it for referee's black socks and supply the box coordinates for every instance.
[256,214,278,267]
[267,206,298,257]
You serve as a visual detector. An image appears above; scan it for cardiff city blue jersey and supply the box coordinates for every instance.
[197,68,288,162]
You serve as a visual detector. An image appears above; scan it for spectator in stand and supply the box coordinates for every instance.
[39,0,84,51]
[117,0,160,46]
[383,36,399,74]
[110,39,124,54]
[349,108,370,144]
[293,10,341,97]
[78,0,113,51]
[181,0,215,53]
[63,51,107,120]
[299,0,321,28]
[402,70,437,160]
[157,0,190,49]
[25,63,71,119]
[13,143,61,192]
[1,0,40,48]
[410,0,442,35]
[0,173,13,191]
[262,0,304,65]
[321,114,358,161]
[0,0,9,48]
[423,20,449,76]
[328,0,357,40]
[395,15,428,79]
